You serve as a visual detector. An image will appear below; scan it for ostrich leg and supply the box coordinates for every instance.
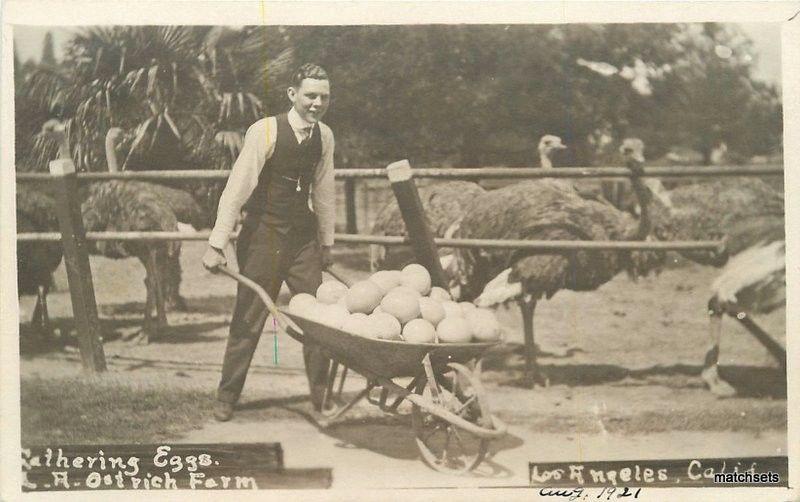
[132,249,166,344]
[701,299,736,397]
[131,256,156,344]
[165,253,188,311]
[518,298,547,388]
[32,284,55,342]
[149,247,168,336]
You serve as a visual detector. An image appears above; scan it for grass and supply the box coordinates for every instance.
[21,375,216,445]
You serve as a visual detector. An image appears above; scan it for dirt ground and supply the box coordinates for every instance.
[19,241,787,487]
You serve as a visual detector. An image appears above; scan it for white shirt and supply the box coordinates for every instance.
[208,107,336,248]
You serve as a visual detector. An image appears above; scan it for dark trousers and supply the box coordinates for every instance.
[217,215,331,409]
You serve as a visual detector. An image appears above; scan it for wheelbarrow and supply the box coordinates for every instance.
[218,265,507,474]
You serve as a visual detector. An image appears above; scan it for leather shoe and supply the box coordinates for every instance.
[214,401,235,422]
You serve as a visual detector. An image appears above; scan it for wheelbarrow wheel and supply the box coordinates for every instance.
[411,362,491,474]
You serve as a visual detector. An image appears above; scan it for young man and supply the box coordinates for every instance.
[203,63,335,421]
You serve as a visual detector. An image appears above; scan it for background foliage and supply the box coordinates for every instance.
[16,23,782,174]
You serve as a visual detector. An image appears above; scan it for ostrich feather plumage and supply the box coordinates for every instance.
[370,180,486,270]
[81,180,181,260]
[452,179,665,304]
[143,182,207,230]
[16,184,63,295]
[649,177,786,397]
[711,239,784,314]
[655,178,784,266]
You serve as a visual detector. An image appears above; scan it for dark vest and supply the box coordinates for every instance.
[244,113,322,225]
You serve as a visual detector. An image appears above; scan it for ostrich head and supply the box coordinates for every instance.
[538,135,566,168]
[620,138,646,165]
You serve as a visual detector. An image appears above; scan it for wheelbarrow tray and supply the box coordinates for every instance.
[281,309,499,379]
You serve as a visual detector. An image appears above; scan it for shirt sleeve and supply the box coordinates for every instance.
[311,124,336,246]
[208,118,276,249]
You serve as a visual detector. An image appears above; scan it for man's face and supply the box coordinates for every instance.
[288,78,330,124]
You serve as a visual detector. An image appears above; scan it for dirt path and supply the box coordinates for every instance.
[180,419,785,488]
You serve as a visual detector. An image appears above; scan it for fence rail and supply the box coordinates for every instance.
[15,164,783,182]
[17,157,766,374]
[17,231,724,252]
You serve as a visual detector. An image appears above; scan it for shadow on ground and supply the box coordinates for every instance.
[19,316,228,356]
[100,295,236,317]
[227,391,522,474]
[481,343,786,398]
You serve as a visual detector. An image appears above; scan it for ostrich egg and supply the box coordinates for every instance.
[316,280,348,304]
[345,280,384,314]
[402,319,437,343]
[437,317,472,343]
[380,292,421,324]
[369,270,404,294]
[418,297,446,327]
[401,264,432,296]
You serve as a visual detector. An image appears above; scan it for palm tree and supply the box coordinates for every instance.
[23,26,294,177]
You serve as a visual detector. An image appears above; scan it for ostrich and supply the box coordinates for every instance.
[42,120,183,344]
[105,127,206,311]
[16,183,63,340]
[80,180,181,343]
[649,177,786,396]
[369,180,486,271]
[448,139,667,386]
[370,134,568,270]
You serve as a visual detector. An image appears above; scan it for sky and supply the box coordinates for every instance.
[12,23,783,87]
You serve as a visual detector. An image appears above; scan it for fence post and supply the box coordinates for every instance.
[47,129,107,373]
[386,160,447,288]
[345,178,358,233]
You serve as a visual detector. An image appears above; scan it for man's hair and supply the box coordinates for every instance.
[291,63,329,88]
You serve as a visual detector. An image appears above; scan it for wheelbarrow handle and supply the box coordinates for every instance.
[325,265,355,287]
[217,265,303,336]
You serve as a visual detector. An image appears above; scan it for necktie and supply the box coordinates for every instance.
[304,126,315,144]
[296,126,314,192]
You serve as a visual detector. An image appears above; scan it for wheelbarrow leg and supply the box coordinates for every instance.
[321,360,340,413]
[386,375,423,413]
[336,367,349,399]
[318,383,374,427]
[421,354,443,405]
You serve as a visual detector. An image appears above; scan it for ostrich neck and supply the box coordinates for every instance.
[105,133,119,173]
[628,165,652,240]
[539,151,552,169]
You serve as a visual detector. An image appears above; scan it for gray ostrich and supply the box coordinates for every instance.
[448,139,667,386]
[105,128,206,311]
[369,180,486,271]
[369,134,569,271]
[650,177,786,396]
[16,183,63,340]
[80,180,181,343]
[43,120,183,343]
